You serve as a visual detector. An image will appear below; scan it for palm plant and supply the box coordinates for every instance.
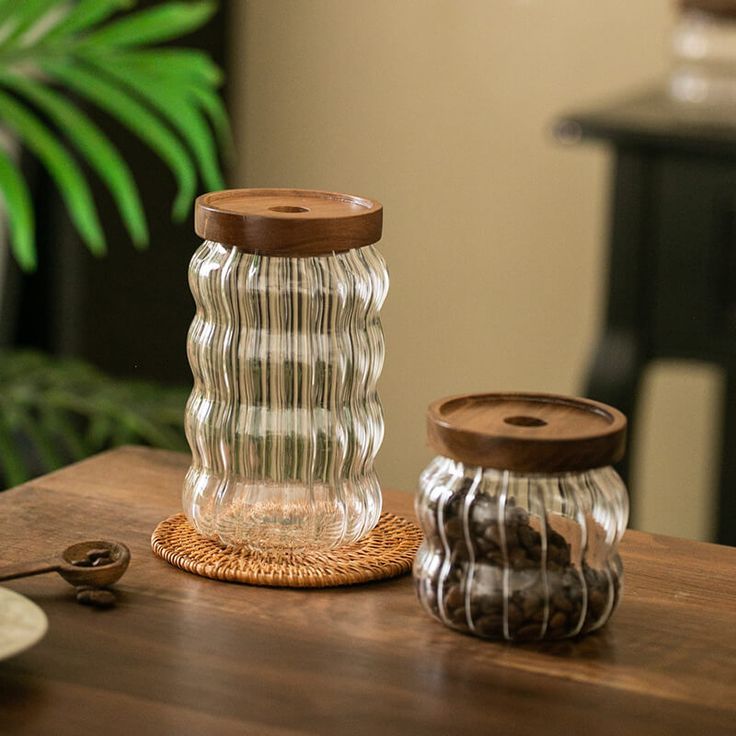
[0,0,229,270]
[0,0,230,484]
[0,350,189,486]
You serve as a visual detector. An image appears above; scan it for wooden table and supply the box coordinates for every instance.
[1,447,735,735]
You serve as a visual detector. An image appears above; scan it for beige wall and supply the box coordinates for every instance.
[231,0,720,540]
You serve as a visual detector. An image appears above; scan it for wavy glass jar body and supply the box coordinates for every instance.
[182,240,388,552]
[414,456,629,641]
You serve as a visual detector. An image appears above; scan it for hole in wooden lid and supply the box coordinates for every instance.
[269,205,310,213]
[503,415,547,427]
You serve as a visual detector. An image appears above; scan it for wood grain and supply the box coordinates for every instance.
[0,447,735,736]
[427,392,627,471]
[194,189,383,257]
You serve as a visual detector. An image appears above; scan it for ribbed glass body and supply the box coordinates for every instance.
[182,240,388,552]
[414,456,629,641]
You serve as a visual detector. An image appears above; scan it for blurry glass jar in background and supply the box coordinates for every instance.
[182,189,387,553]
[414,393,629,642]
[671,0,736,105]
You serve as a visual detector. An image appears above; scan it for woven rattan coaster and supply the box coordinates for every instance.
[151,512,422,588]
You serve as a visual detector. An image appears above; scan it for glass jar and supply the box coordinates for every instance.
[670,1,736,106]
[182,189,387,552]
[414,393,629,641]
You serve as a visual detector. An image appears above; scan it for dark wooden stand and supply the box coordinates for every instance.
[557,87,736,545]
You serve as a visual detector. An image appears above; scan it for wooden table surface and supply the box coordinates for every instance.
[1,447,735,736]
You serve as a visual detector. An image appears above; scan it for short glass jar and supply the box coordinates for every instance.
[182,189,387,552]
[414,393,629,641]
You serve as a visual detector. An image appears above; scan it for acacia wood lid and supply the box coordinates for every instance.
[427,392,627,473]
[194,189,383,256]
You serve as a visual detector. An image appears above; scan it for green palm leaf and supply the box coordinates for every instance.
[0,0,59,48]
[40,0,134,43]
[0,2,16,26]
[116,48,223,86]
[46,61,197,221]
[81,0,216,48]
[0,145,35,271]
[0,88,105,255]
[0,71,148,247]
[88,58,224,191]
[0,0,227,270]
[189,83,233,160]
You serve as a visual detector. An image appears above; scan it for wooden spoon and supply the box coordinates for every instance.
[0,540,130,588]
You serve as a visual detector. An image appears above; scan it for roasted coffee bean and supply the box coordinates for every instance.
[76,586,116,608]
[482,525,502,547]
[551,591,573,613]
[506,601,523,627]
[478,592,503,615]
[507,506,529,527]
[423,490,621,641]
[518,525,541,550]
[475,614,504,636]
[514,624,542,641]
[445,585,464,610]
[508,547,530,570]
[504,524,519,549]
[548,611,567,631]
[522,591,541,619]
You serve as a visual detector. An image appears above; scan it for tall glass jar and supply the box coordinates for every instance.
[182,189,387,553]
[414,393,629,641]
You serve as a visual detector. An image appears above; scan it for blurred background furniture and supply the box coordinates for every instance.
[557,84,736,545]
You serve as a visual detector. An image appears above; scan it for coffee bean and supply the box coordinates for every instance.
[508,547,530,570]
[420,488,622,641]
[548,611,567,630]
[506,601,523,627]
[445,585,464,610]
[551,591,573,613]
[507,506,529,527]
[475,614,504,636]
[76,586,116,608]
[522,591,541,618]
[515,624,542,641]
[479,593,503,615]
[482,525,502,546]
[518,525,540,550]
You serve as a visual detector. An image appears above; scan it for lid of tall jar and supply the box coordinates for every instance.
[194,188,383,257]
[426,392,627,473]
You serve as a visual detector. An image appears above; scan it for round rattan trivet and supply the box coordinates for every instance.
[151,513,423,588]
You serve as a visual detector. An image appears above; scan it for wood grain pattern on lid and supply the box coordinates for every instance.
[194,189,383,257]
[427,392,627,472]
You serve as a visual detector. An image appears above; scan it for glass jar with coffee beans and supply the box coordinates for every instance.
[414,393,629,642]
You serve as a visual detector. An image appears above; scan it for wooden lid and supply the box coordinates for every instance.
[427,392,627,473]
[680,0,736,18]
[194,189,383,256]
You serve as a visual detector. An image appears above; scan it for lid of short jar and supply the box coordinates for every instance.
[427,392,627,473]
[194,189,383,257]
[679,0,736,18]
